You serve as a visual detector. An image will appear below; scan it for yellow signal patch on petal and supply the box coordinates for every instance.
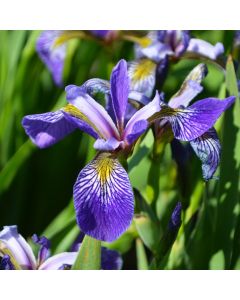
[122,35,152,48]
[73,152,134,241]
[131,59,156,83]
[95,153,115,184]
[54,31,87,48]
[63,104,104,138]
[128,59,156,97]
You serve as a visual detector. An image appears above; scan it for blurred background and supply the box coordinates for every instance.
[0,30,239,269]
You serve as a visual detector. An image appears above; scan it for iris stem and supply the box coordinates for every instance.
[118,155,129,172]
[71,235,101,270]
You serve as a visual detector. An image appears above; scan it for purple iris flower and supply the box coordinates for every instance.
[0,226,76,270]
[160,65,234,180]
[22,59,163,242]
[128,30,225,97]
[137,30,224,63]
[36,30,117,86]
[0,226,122,270]
[130,63,235,180]
[36,30,66,86]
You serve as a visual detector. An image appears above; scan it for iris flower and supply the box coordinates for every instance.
[0,226,122,270]
[128,30,225,97]
[132,63,235,180]
[36,30,118,86]
[22,59,163,242]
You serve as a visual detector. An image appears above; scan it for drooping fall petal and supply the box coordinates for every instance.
[73,153,134,242]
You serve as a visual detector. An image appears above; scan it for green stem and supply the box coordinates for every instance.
[71,235,101,270]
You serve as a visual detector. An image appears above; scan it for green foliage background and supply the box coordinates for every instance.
[0,30,239,269]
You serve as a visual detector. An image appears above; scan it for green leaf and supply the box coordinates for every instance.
[71,235,101,270]
[136,238,148,270]
[42,200,75,239]
[134,188,158,223]
[54,225,80,254]
[0,140,35,195]
[134,215,160,252]
[213,55,240,268]
[210,250,225,270]
[225,56,240,128]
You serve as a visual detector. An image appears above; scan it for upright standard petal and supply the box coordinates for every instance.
[110,59,129,130]
[172,30,190,57]
[36,31,66,86]
[168,80,203,109]
[140,42,173,63]
[65,85,119,139]
[73,153,134,242]
[165,96,235,141]
[32,234,50,266]
[124,92,162,142]
[39,252,77,270]
[81,78,110,95]
[186,38,224,60]
[101,247,123,270]
[168,63,208,108]
[22,110,77,149]
[125,120,148,145]
[0,226,36,270]
[128,59,157,97]
[155,30,190,57]
[190,128,221,180]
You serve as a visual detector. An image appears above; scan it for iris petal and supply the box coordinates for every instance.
[190,128,221,180]
[36,30,66,86]
[32,234,50,266]
[62,105,99,139]
[110,59,129,130]
[165,96,235,141]
[168,63,208,108]
[187,38,224,60]
[73,153,134,242]
[169,80,203,109]
[124,91,162,139]
[65,85,119,139]
[81,78,110,95]
[39,252,77,270]
[125,120,148,145]
[140,42,173,63]
[101,247,123,270]
[94,137,123,151]
[168,202,182,231]
[128,59,156,97]
[0,226,36,270]
[22,110,77,149]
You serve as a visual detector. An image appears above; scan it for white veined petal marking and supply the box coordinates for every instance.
[79,153,131,205]
[73,152,134,241]
[128,59,156,97]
